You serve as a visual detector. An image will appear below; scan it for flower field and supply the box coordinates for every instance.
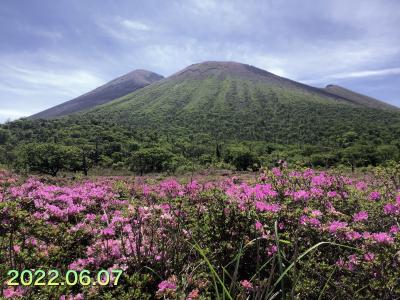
[1,166,400,299]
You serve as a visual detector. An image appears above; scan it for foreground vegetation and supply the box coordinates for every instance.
[1,163,400,299]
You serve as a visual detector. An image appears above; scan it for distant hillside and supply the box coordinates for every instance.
[30,69,164,119]
[167,62,349,103]
[323,84,398,110]
[3,61,400,172]
[82,61,400,144]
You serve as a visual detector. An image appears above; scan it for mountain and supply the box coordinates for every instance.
[30,69,164,119]
[82,61,399,144]
[323,84,397,110]
[3,61,400,171]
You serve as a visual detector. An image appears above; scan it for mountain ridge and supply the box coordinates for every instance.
[30,69,164,119]
[30,61,398,122]
[322,84,397,110]
[77,61,400,145]
[88,61,397,114]
[4,61,400,172]
[168,61,397,110]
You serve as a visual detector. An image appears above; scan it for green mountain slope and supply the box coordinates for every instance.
[2,61,400,173]
[82,61,400,144]
[323,84,397,110]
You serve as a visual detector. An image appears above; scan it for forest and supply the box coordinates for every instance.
[1,106,399,177]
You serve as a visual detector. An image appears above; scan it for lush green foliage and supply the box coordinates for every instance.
[14,143,91,176]
[128,147,179,174]
[1,108,399,175]
[1,74,400,174]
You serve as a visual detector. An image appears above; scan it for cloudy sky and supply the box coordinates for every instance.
[1,0,399,122]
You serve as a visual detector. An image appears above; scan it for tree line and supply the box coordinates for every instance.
[0,116,399,176]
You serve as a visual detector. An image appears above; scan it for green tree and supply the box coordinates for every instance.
[15,143,88,176]
[128,147,176,175]
[232,152,259,171]
[0,128,10,145]
[337,131,358,148]
[309,152,338,168]
[340,144,377,172]
[376,145,399,163]
[66,146,94,176]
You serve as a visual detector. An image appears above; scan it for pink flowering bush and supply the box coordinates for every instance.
[1,165,400,298]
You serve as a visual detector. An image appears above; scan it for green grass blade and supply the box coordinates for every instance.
[318,266,337,300]
[192,242,233,300]
[268,241,359,298]
[274,221,285,296]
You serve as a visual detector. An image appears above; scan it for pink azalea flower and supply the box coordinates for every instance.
[3,287,25,298]
[310,187,324,197]
[293,190,310,201]
[308,217,321,227]
[311,210,322,217]
[336,257,345,267]
[345,231,362,240]
[328,221,348,233]
[389,225,400,234]
[303,169,314,178]
[384,203,399,215]
[3,288,15,299]
[13,245,21,253]
[362,231,372,239]
[240,280,253,290]
[271,167,282,177]
[158,280,177,292]
[369,191,381,201]
[255,201,280,213]
[186,289,200,300]
[372,232,394,244]
[355,181,367,191]
[255,221,263,231]
[353,211,368,222]
[299,215,308,225]
[347,254,359,271]
[364,252,375,262]
[267,245,278,256]
[100,227,115,236]
[327,191,338,198]
[300,215,321,227]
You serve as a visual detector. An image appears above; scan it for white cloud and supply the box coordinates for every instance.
[0,109,28,117]
[0,109,29,123]
[267,39,400,82]
[120,20,150,31]
[188,0,217,11]
[96,17,155,43]
[301,67,400,84]
[0,58,106,116]
[235,52,289,77]
[93,1,400,84]
[0,64,104,97]
[330,67,400,79]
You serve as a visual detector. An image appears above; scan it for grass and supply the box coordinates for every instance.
[191,230,361,300]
